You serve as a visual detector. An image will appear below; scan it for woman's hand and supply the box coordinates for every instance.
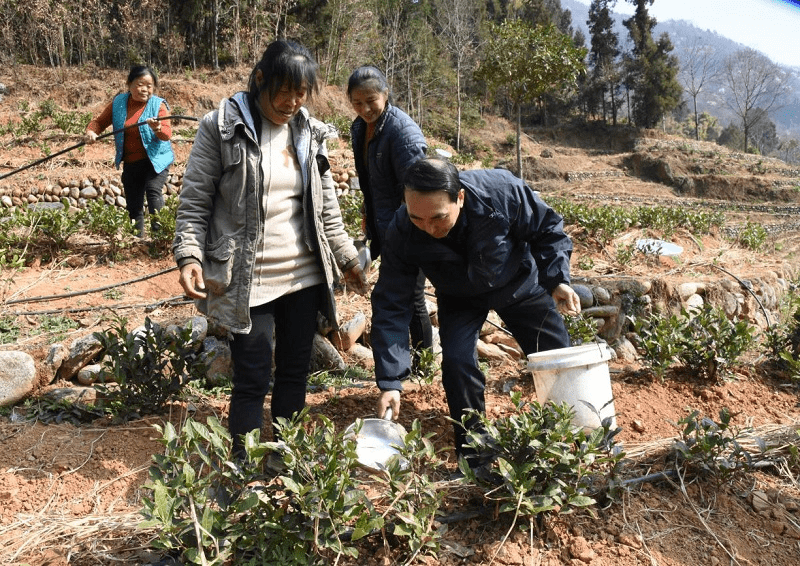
[343,264,369,296]
[84,130,98,144]
[146,117,162,133]
[178,263,207,299]
[552,283,581,316]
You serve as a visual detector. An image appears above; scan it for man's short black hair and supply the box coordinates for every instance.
[403,158,460,202]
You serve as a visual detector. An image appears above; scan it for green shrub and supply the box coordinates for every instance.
[142,412,379,565]
[734,220,768,251]
[636,305,754,381]
[148,195,179,255]
[673,408,753,482]
[93,317,209,421]
[677,305,754,380]
[83,199,136,259]
[461,392,622,526]
[338,190,364,239]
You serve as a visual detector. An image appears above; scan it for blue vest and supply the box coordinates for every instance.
[111,93,174,173]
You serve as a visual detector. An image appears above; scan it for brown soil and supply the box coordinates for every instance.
[0,65,799,566]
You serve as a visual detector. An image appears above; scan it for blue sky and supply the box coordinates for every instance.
[571,0,800,68]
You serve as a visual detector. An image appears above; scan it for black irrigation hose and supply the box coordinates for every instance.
[2,265,178,306]
[3,295,191,317]
[0,115,199,181]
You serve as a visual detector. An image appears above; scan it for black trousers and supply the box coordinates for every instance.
[409,268,434,355]
[437,289,571,460]
[228,284,324,452]
[121,158,167,236]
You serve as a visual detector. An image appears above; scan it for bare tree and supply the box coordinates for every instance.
[679,38,717,140]
[721,48,789,153]
[434,0,481,151]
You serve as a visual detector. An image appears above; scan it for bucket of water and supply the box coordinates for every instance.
[526,343,616,430]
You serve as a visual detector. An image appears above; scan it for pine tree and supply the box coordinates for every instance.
[587,0,620,124]
[622,0,682,129]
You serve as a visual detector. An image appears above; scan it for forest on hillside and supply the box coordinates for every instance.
[1,0,797,163]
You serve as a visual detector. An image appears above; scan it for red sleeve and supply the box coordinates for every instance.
[155,102,172,141]
[86,101,113,135]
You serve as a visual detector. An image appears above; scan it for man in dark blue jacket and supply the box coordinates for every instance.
[371,157,581,464]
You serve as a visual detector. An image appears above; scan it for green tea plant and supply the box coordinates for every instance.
[30,314,78,343]
[460,393,623,533]
[307,366,371,390]
[338,190,364,239]
[25,199,85,252]
[93,317,209,421]
[634,311,684,380]
[763,281,800,382]
[676,305,754,380]
[734,220,768,251]
[546,197,725,243]
[563,312,600,345]
[0,315,20,345]
[411,345,440,384]
[148,195,179,255]
[142,412,381,565]
[368,419,444,562]
[672,408,753,482]
[82,199,136,259]
[636,305,754,381]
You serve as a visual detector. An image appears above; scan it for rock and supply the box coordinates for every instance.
[496,343,523,360]
[568,536,595,563]
[476,339,512,362]
[346,343,375,369]
[45,343,69,380]
[310,333,347,371]
[58,333,104,381]
[168,316,208,350]
[79,186,98,199]
[480,311,504,336]
[77,364,103,385]
[632,420,646,433]
[0,350,36,407]
[751,490,770,513]
[581,305,620,318]
[685,293,704,311]
[593,286,612,304]
[572,283,594,308]
[41,386,97,406]
[613,336,638,363]
[201,336,233,387]
[330,312,367,352]
[0,351,37,406]
[676,282,698,301]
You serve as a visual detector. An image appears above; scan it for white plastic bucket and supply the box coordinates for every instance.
[527,343,616,430]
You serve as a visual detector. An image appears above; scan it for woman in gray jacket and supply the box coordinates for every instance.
[174,40,368,454]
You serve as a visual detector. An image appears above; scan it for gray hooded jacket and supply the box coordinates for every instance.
[173,92,359,333]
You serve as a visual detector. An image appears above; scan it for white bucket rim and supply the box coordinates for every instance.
[526,342,612,372]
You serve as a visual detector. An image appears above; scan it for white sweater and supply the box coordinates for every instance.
[249,120,323,306]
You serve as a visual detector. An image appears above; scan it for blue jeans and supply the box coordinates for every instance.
[437,290,571,460]
[228,284,324,452]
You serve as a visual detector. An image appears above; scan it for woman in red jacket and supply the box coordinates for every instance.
[85,65,174,238]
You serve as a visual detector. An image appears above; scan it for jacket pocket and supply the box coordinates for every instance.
[203,235,236,296]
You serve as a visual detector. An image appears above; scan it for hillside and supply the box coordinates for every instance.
[561,0,800,141]
[0,66,799,566]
